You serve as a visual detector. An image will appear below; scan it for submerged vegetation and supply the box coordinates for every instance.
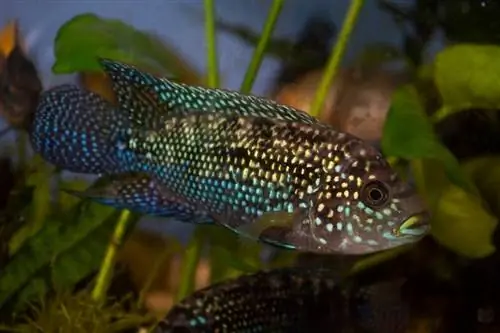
[0,0,500,331]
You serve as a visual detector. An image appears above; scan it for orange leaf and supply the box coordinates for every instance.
[0,20,18,57]
[79,72,116,104]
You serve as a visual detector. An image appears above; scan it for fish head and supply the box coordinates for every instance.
[314,139,430,254]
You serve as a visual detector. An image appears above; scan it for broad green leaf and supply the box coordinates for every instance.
[348,245,412,276]
[52,13,201,84]
[206,226,260,284]
[462,156,500,218]
[0,202,133,309]
[382,85,475,193]
[210,247,258,275]
[409,158,497,259]
[49,212,138,290]
[57,177,91,212]
[9,156,53,255]
[434,44,500,115]
[431,183,497,258]
[410,159,449,209]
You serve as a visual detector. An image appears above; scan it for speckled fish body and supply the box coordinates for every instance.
[157,268,344,333]
[350,278,410,333]
[31,58,320,220]
[157,269,411,333]
[31,61,430,254]
[112,111,429,254]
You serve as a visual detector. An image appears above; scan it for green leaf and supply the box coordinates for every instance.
[9,156,53,255]
[410,159,449,209]
[382,85,475,193]
[462,156,500,218]
[348,245,412,276]
[434,44,500,115]
[0,202,132,310]
[431,183,497,258]
[206,226,260,284]
[52,13,201,84]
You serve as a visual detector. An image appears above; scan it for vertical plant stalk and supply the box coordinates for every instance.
[204,0,220,88]
[91,209,131,304]
[239,0,284,94]
[309,0,365,119]
[176,0,221,303]
[16,131,26,169]
[176,227,205,302]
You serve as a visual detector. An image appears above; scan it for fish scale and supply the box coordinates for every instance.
[31,60,430,255]
[122,114,303,221]
[158,268,344,333]
[36,58,323,220]
[158,268,411,333]
[99,58,319,129]
[119,111,427,254]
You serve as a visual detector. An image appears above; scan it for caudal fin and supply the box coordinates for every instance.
[30,84,127,174]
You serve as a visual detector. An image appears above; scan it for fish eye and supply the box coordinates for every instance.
[362,180,389,207]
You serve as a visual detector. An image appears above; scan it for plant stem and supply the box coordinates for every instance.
[91,209,131,304]
[16,131,26,169]
[309,0,365,118]
[239,0,284,94]
[204,0,220,88]
[176,227,205,302]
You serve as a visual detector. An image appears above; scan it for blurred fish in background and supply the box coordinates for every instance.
[0,20,42,132]
[0,20,40,268]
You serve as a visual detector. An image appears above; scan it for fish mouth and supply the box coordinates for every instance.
[395,212,431,237]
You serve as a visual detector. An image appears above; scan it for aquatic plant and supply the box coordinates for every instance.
[0,0,500,331]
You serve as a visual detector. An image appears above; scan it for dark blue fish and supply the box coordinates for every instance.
[157,268,410,333]
[30,60,430,255]
[157,268,343,333]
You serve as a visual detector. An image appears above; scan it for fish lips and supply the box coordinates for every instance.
[394,211,431,238]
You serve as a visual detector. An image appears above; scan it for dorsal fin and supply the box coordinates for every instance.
[98,58,319,130]
[98,58,174,129]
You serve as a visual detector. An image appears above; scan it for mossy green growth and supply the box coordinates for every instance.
[3,291,153,333]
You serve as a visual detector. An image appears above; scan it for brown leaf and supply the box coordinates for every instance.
[0,21,42,130]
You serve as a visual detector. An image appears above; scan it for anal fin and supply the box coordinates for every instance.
[63,172,214,224]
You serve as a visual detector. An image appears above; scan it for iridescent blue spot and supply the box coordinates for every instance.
[345,207,351,217]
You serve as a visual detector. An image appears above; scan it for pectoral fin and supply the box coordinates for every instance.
[230,211,304,251]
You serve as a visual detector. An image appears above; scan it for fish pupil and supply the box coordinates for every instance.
[369,188,383,201]
[363,180,389,207]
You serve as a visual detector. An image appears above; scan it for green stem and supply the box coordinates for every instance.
[176,228,205,302]
[239,0,284,93]
[91,209,131,304]
[204,0,220,88]
[137,244,177,308]
[16,131,26,169]
[309,0,365,118]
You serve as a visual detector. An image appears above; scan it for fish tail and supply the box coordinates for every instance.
[30,84,131,174]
